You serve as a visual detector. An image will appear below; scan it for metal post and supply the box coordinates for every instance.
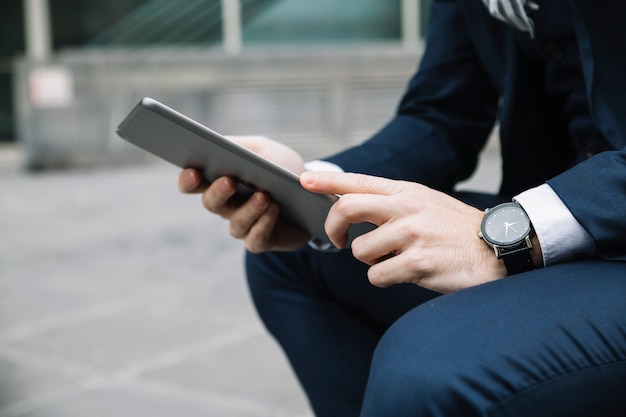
[401,0,420,50]
[221,0,242,55]
[24,0,53,61]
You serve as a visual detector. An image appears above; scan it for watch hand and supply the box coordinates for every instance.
[503,221,519,237]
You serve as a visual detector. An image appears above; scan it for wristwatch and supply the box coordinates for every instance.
[479,202,535,275]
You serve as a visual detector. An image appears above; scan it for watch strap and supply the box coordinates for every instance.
[502,248,534,275]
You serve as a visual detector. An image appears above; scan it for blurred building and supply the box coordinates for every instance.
[7,0,430,169]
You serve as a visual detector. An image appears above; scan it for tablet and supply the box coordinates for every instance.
[116,97,374,249]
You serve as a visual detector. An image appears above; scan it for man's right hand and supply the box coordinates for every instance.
[177,136,310,253]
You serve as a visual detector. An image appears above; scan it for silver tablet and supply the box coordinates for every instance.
[117,97,374,249]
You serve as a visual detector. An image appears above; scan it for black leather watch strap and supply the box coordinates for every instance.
[502,249,534,275]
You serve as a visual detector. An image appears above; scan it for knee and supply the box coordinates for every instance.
[362,341,463,416]
[361,309,489,417]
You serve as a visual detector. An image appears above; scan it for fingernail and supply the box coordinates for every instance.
[218,177,234,194]
[300,171,316,186]
[184,169,197,184]
[252,193,269,210]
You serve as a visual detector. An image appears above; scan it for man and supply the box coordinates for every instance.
[179,0,626,415]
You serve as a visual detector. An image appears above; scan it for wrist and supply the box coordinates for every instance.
[480,242,509,278]
[473,209,508,278]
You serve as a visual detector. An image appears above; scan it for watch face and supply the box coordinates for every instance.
[481,203,531,246]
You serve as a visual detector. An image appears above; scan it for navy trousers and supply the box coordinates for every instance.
[245,194,626,416]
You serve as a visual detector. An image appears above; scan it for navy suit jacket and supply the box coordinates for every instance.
[326,0,626,262]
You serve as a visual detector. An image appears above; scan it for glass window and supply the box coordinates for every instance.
[241,0,401,45]
[49,0,223,48]
[46,0,418,48]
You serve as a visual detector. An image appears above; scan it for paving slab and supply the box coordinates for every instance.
[0,160,313,417]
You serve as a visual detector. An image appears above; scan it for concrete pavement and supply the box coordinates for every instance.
[0,152,313,417]
[0,143,500,417]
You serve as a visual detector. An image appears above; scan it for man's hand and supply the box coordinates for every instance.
[300,171,507,293]
[178,136,310,253]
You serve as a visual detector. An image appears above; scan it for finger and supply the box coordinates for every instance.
[324,194,391,248]
[228,192,271,239]
[350,226,402,266]
[300,171,405,196]
[367,251,427,288]
[244,202,279,253]
[201,177,240,216]
[178,168,208,194]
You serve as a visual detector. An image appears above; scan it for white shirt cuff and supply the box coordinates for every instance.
[514,184,595,266]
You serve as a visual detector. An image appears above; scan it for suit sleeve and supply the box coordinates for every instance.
[324,0,500,192]
[546,1,626,261]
